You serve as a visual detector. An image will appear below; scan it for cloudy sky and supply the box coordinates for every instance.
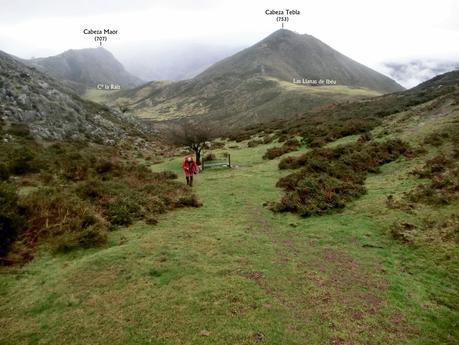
[1,0,458,87]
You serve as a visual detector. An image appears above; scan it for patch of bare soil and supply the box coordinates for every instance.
[239,206,417,344]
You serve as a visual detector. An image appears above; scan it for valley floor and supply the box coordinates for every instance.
[0,138,458,344]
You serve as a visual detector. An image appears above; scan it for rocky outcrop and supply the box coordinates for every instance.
[0,50,149,144]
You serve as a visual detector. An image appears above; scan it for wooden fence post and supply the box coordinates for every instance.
[228,154,231,168]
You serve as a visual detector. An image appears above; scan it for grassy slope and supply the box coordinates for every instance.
[82,88,118,104]
[0,113,458,344]
[270,78,382,97]
[116,77,381,122]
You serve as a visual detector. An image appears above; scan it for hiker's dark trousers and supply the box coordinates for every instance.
[186,176,193,186]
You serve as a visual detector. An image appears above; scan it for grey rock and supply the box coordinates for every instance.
[0,50,151,143]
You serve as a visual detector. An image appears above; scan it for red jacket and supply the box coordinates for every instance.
[182,157,197,177]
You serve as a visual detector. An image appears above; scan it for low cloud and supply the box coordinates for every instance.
[381,59,459,88]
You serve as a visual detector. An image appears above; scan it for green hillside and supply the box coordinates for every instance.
[114,77,381,123]
[110,30,402,126]
[1,71,458,344]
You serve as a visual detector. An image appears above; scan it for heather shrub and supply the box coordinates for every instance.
[390,216,459,244]
[210,141,225,149]
[390,222,418,243]
[423,129,453,147]
[8,147,40,175]
[0,183,24,257]
[272,139,410,216]
[152,171,177,180]
[276,134,288,143]
[411,154,454,179]
[59,151,92,181]
[94,159,119,174]
[7,123,31,138]
[263,147,285,160]
[75,179,105,200]
[228,131,252,142]
[0,163,10,181]
[406,152,458,205]
[20,187,108,253]
[407,167,458,205]
[262,135,274,144]
[248,139,263,148]
[52,220,108,253]
[423,133,445,147]
[106,199,140,226]
[357,133,373,144]
[263,138,300,160]
[176,194,203,208]
[273,173,365,216]
[0,140,201,262]
[279,151,316,170]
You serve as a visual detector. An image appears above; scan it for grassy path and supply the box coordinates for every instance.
[0,142,457,344]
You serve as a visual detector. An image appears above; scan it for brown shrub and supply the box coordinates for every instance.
[391,216,459,244]
[248,139,263,148]
[0,183,25,258]
[407,152,458,205]
[263,138,300,160]
[20,188,108,253]
[0,140,201,262]
[176,194,203,208]
[262,135,274,144]
[210,141,225,149]
[390,222,418,243]
[272,139,411,216]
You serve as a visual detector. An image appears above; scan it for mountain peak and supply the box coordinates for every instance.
[63,46,111,55]
[260,29,301,43]
[198,30,403,93]
[269,28,298,36]
[25,47,143,94]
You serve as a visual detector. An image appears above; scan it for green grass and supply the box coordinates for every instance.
[271,78,382,97]
[119,76,381,123]
[0,136,457,344]
[82,88,118,103]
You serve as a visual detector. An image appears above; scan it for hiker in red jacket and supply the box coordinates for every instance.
[182,155,198,187]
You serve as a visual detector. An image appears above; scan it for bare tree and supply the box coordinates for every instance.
[168,121,219,165]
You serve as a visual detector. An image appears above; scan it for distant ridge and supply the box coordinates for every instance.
[25,47,143,94]
[112,29,403,126]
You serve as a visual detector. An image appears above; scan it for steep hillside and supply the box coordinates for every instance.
[26,48,143,94]
[250,69,459,147]
[198,29,403,93]
[112,29,403,125]
[0,50,148,143]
